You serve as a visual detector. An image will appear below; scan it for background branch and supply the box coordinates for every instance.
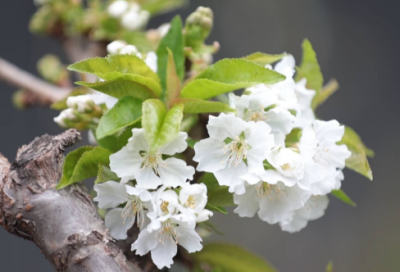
[0,57,70,103]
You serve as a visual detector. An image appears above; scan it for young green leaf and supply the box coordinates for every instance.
[331,189,357,207]
[205,203,228,214]
[338,126,374,180]
[68,54,159,82]
[243,52,287,66]
[96,96,142,139]
[57,146,111,189]
[142,99,184,152]
[180,59,285,99]
[192,243,277,272]
[157,15,184,91]
[172,98,235,114]
[296,39,324,92]
[77,79,157,101]
[95,125,135,153]
[312,79,339,110]
[95,164,120,184]
[166,49,181,105]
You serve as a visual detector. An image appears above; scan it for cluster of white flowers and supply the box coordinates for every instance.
[108,0,150,31]
[94,129,212,269]
[194,55,351,232]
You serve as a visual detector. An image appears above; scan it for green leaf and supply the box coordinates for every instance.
[50,88,89,110]
[180,59,285,99]
[141,0,187,16]
[191,243,277,272]
[95,164,120,184]
[285,128,302,146]
[331,189,356,207]
[96,125,135,153]
[142,99,184,152]
[166,49,181,105]
[172,98,236,114]
[326,261,334,272]
[96,96,142,139]
[312,79,339,110]
[243,52,287,66]
[200,173,234,207]
[76,79,157,101]
[296,39,324,92]
[57,146,111,189]
[205,203,228,214]
[157,16,184,92]
[338,126,374,180]
[68,54,159,82]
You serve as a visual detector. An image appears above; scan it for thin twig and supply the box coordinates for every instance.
[0,57,70,102]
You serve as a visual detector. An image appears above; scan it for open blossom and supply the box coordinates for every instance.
[110,129,195,189]
[132,188,203,269]
[94,181,153,239]
[178,183,213,222]
[234,179,310,225]
[193,113,275,194]
[298,120,351,194]
[280,195,329,233]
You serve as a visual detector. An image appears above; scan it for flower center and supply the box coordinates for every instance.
[156,220,180,245]
[244,107,265,122]
[121,197,145,227]
[281,163,292,171]
[223,137,249,167]
[141,151,164,175]
[185,195,197,209]
[256,181,286,201]
[160,201,170,214]
[312,142,330,165]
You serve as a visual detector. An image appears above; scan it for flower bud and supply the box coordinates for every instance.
[108,0,130,18]
[184,7,214,50]
[107,40,128,54]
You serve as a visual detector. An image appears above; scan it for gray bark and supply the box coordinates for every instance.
[0,129,143,272]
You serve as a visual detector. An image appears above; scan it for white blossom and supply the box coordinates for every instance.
[94,181,153,239]
[107,40,128,54]
[108,0,130,18]
[178,183,213,222]
[234,179,310,224]
[132,188,202,269]
[110,129,195,189]
[53,108,76,127]
[280,195,329,233]
[193,113,275,194]
[122,10,150,31]
[66,95,95,113]
[298,120,351,193]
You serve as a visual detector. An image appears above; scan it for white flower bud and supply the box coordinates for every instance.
[119,45,138,55]
[108,0,129,18]
[157,23,171,38]
[107,40,127,54]
[66,95,94,113]
[54,108,76,127]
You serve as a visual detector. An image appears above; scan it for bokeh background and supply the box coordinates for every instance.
[0,0,398,271]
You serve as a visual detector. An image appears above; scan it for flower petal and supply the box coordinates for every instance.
[234,185,260,217]
[110,147,142,178]
[193,138,227,172]
[159,158,195,187]
[105,208,134,240]
[94,181,128,209]
[159,132,188,155]
[176,222,203,253]
[151,240,177,269]
[136,166,162,189]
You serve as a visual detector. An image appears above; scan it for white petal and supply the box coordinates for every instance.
[176,222,203,253]
[159,132,188,155]
[193,138,227,172]
[196,209,213,223]
[94,181,128,209]
[136,166,162,189]
[110,147,142,179]
[207,113,246,141]
[127,129,149,152]
[151,240,177,269]
[234,185,260,217]
[214,162,247,192]
[105,208,134,240]
[131,228,159,255]
[159,158,195,187]
[274,55,295,77]
[264,107,296,135]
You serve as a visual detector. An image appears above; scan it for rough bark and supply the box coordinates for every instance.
[0,130,142,272]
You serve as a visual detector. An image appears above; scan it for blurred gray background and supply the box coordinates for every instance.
[0,0,398,271]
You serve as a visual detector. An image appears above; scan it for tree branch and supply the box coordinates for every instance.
[0,130,143,272]
[0,57,70,103]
